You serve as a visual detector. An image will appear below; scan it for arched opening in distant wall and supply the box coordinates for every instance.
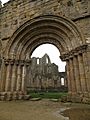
[61,78,64,86]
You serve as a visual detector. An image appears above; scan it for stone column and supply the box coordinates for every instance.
[16,65,22,91]
[0,61,1,88]
[65,76,68,87]
[86,49,90,97]
[21,65,26,92]
[73,56,82,93]
[64,77,67,87]
[78,54,87,93]
[11,64,17,92]
[63,78,66,87]
[69,58,76,94]
[66,60,72,94]
[5,63,12,91]
[57,77,61,88]
[0,61,7,92]
[59,77,61,87]
[24,64,30,93]
[82,52,90,96]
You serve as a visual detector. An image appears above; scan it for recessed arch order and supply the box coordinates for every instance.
[1,15,89,102]
[4,15,84,60]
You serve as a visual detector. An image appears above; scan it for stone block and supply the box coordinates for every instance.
[0,92,7,101]
[6,92,13,101]
[24,95,31,100]
[13,92,19,100]
[18,92,25,100]
[30,98,41,101]
[82,97,90,104]
[61,96,67,102]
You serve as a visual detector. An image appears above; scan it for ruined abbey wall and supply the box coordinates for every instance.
[0,0,90,47]
[27,54,67,92]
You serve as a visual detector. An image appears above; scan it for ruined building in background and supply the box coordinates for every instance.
[27,54,67,92]
[0,0,90,103]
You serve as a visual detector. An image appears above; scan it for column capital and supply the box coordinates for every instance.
[3,59,31,65]
[25,59,31,66]
[60,44,88,61]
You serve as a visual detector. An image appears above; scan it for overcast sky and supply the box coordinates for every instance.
[31,44,66,72]
[1,0,66,72]
[1,0,9,4]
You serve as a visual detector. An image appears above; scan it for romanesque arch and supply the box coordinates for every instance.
[0,15,90,102]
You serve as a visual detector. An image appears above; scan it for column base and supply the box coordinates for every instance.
[0,91,31,101]
[67,92,90,104]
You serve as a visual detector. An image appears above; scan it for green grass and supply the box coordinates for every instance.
[29,92,67,99]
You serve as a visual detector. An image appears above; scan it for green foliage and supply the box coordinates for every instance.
[29,92,67,99]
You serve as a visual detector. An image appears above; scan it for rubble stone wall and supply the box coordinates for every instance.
[0,0,90,46]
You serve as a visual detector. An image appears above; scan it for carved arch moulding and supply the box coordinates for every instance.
[0,15,90,103]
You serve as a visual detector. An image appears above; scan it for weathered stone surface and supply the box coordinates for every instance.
[50,99,59,102]
[30,98,41,101]
[0,0,90,42]
[6,92,13,101]
[24,95,31,100]
[13,92,19,100]
[0,0,90,103]
[82,97,90,104]
[60,96,67,103]
[0,92,7,101]
[27,54,67,92]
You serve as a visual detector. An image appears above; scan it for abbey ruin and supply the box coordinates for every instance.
[0,0,90,103]
[27,54,67,92]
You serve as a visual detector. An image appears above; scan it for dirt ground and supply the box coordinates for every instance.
[62,103,90,120]
[0,99,90,120]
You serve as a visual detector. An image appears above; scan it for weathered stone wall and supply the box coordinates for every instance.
[0,0,90,47]
[0,0,90,102]
[28,54,67,92]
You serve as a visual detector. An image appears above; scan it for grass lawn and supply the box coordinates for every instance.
[29,92,67,99]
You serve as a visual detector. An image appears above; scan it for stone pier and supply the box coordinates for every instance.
[0,59,31,100]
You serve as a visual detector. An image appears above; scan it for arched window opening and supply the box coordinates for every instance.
[61,78,65,86]
[46,58,48,64]
[37,59,39,64]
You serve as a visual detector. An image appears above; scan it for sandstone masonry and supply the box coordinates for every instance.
[27,54,67,92]
[0,0,90,103]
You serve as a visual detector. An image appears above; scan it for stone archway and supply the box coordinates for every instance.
[0,15,90,102]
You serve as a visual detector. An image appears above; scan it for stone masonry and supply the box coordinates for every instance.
[0,0,90,103]
[27,54,67,92]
